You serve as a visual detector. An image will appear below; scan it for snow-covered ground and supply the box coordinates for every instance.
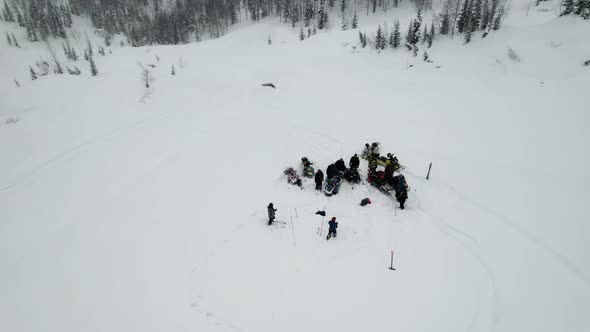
[1,2,589,332]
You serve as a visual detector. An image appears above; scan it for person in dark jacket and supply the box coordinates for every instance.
[360,197,371,206]
[335,158,346,172]
[315,169,324,190]
[384,163,395,180]
[327,217,338,240]
[326,164,337,180]
[267,203,277,225]
[396,190,408,210]
[349,154,360,170]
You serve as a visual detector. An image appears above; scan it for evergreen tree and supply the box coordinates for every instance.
[171,65,175,76]
[422,24,428,44]
[299,26,305,40]
[88,54,98,76]
[317,3,328,30]
[29,66,37,80]
[359,31,367,47]
[458,0,471,33]
[465,26,472,43]
[428,24,435,47]
[86,39,93,56]
[14,5,23,27]
[3,1,13,22]
[390,19,401,48]
[375,25,386,50]
[493,7,504,29]
[472,0,483,31]
[405,20,414,45]
[481,0,491,30]
[54,60,63,74]
[561,0,575,15]
[411,18,422,44]
[340,0,348,13]
[268,34,272,45]
[351,11,358,29]
[11,32,18,47]
[304,0,313,27]
[6,32,11,46]
[341,15,348,30]
[440,8,451,35]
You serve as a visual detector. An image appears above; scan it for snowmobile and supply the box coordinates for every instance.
[324,172,344,196]
[283,167,302,187]
[343,168,361,184]
[367,169,394,196]
[376,153,401,170]
[301,157,315,178]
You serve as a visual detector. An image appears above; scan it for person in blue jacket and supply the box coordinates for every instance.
[327,217,338,240]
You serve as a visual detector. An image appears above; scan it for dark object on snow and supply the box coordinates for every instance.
[335,159,347,172]
[267,203,277,225]
[384,163,395,180]
[349,154,360,170]
[284,167,302,187]
[326,164,337,180]
[316,210,326,216]
[315,169,324,190]
[585,60,590,66]
[360,198,371,206]
[262,83,276,88]
[327,217,338,240]
[343,168,361,184]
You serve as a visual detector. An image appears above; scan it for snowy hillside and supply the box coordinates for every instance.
[1,1,589,332]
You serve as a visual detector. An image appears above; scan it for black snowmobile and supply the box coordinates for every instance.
[324,172,344,196]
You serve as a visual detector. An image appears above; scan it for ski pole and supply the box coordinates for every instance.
[389,251,396,271]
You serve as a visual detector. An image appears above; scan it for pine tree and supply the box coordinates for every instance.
[11,32,19,48]
[341,15,348,30]
[304,0,313,27]
[29,66,37,80]
[423,50,429,61]
[493,7,504,29]
[481,0,491,30]
[428,24,435,47]
[340,0,348,13]
[88,54,98,76]
[54,60,63,74]
[307,28,311,37]
[6,32,12,46]
[171,65,176,76]
[268,34,272,45]
[317,3,328,30]
[299,27,305,40]
[390,20,401,48]
[471,0,483,31]
[561,0,575,15]
[411,18,422,44]
[440,9,451,35]
[351,11,358,29]
[15,6,23,27]
[86,39,93,56]
[3,1,14,22]
[375,25,386,50]
[464,26,472,43]
[422,24,428,44]
[405,20,415,45]
[458,0,471,33]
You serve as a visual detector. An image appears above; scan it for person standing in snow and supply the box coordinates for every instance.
[335,158,346,172]
[326,163,337,180]
[267,203,277,225]
[349,154,360,170]
[327,217,338,240]
[396,190,408,210]
[315,169,324,191]
[361,143,371,159]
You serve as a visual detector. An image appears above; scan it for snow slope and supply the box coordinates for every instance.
[1,3,589,332]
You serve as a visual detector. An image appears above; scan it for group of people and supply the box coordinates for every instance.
[313,154,361,191]
[268,202,338,240]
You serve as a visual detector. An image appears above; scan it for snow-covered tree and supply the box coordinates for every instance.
[30,66,37,80]
[89,54,98,76]
[375,25,386,50]
[351,11,358,29]
[389,20,401,48]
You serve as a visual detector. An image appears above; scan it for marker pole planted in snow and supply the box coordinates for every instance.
[389,251,396,271]
[426,162,432,180]
[291,216,296,247]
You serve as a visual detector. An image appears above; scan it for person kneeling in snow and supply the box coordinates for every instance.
[267,203,277,225]
[360,197,371,206]
[327,217,338,240]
